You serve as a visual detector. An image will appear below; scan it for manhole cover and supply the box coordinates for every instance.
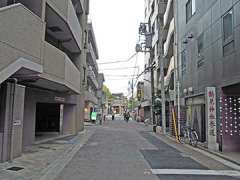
[7,166,24,171]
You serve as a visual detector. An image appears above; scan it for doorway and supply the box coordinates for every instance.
[35,103,60,141]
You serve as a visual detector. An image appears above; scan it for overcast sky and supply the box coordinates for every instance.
[89,0,144,96]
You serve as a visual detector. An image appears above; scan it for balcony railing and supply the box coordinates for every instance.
[0,3,43,83]
[43,42,81,93]
[67,0,83,50]
[84,90,98,104]
[164,56,174,88]
[164,18,174,57]
[87,43,98,71]
[87,66,99,89]
[163,0,173,27]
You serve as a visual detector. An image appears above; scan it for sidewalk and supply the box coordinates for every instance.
[197,144,240,166]
[0,128,95,180]
[153,130,240,171]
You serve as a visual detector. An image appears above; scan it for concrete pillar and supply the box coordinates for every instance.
[1,83,25,162]
[63,105,76,135]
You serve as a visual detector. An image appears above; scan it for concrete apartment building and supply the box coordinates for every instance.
[0,0,90,162]
[142,0,164,122]
[143,0,179,134]
[84,23,99,122]
[177,0,240,152]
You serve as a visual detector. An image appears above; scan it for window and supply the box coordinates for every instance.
[197,33,204,55]
[223,9,233,41]
[83,67,86,83]
[223,41,234,56]
[186,0,196,23]
[181,50,187,75]
[223,9,234,56]
[197,33,204,67]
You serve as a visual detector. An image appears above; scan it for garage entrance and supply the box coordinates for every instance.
[35,103,61,141]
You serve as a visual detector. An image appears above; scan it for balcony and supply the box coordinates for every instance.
[87,66,99,90]
[163,0,173,28]
[87,43,98,71]
[164,56,174,89]
[37,42,81,94]
[150,5,158,27]
[164,18,174,58]
[46,0,83,52]
[84,90,98,105]
[0,4,44,84]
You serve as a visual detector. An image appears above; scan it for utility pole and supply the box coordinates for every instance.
[131,78,134,113]
[160,57,166,134]
[150,57,156,130]
[174,0,181,136]
[136,22,156,132]
[158,8,166,134]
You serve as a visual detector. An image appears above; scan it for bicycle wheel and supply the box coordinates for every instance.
[191,131,198,147]
[179,130,188,144]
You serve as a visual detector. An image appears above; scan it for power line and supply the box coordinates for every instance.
[98,52,137,65]
[100,66,138,71]
[105,74,138,77]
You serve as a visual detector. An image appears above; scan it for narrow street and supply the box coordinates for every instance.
[55,117,240,180]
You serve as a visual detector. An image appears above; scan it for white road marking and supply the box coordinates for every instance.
[150,169,240,177]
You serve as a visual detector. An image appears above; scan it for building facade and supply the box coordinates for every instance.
[0,0,90,162]
[111,93,127,115]
[97,73,106,123]
[84,22,99,122]
[177,0,240,152]
[143,0,178,134]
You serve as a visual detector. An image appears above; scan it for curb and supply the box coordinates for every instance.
[35,129,95,180]
[162,133,240,170]
[197,144,240,167]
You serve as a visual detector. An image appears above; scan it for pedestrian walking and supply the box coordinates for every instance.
[112,112,115,121]
[125,112,130,123]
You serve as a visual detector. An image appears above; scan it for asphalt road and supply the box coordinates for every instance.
[56,118,240,180]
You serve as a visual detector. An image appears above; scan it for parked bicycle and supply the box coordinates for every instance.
[179,126,198,147]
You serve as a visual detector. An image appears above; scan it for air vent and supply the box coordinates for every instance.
[48,26,62,32]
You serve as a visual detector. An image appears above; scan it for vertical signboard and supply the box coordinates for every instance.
[206,87,218,150]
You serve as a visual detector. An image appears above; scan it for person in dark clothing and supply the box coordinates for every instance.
[112,112,115,121]
[125,112,130,122]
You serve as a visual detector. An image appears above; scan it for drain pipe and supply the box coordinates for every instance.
[7,78,17,162]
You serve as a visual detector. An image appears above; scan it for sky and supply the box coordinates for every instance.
[89,0,145,96]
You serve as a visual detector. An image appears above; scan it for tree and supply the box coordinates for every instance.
[103,85,113,102]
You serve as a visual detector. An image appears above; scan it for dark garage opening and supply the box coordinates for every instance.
[35,103,60,141]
